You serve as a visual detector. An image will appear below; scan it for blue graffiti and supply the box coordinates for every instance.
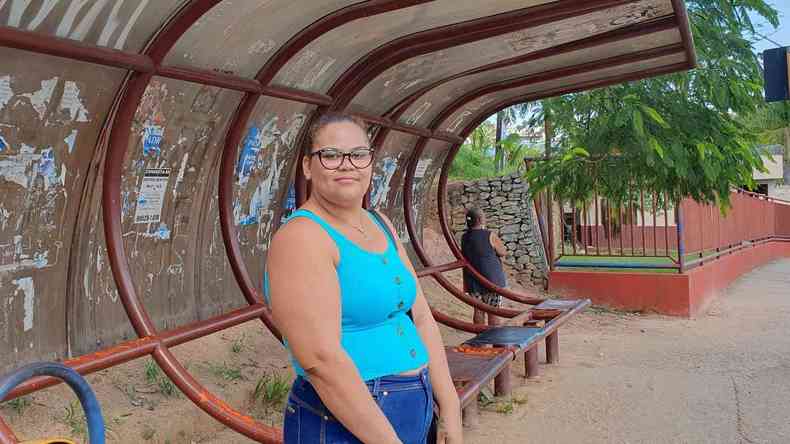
[38,148,58,179]
[156,224,171,240]
[284,184,296,211]
[370,157,398,207]
[143,124,164,156]
[237,127,262,180]
[0,135,7,152]
[238,215,259,226]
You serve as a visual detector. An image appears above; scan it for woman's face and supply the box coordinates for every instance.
[303,121,373,206]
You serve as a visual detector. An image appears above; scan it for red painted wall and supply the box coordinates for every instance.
[549,240,790,318]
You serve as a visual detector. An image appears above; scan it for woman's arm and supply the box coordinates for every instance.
[377,215,463,443]
[267,220,402,444]
[490,231,508,257]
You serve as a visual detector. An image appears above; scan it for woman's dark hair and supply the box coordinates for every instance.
[465,207,484,229]
[304,112,369,156]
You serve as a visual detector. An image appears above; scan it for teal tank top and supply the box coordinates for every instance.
[263,209,430,381]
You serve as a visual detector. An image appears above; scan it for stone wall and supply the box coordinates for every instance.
[447,173,548,288]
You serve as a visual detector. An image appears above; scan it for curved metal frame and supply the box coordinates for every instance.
[0,0,698,440]
[391,0,696,318]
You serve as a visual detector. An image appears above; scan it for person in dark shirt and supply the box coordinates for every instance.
[461,208,508,327]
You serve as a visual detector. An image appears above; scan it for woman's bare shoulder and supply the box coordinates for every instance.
[270,217,334,258]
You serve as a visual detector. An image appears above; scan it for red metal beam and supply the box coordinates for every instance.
[430,43,686,128]
[350,111,463,143]
[330,0,640,108]
[670,0,697,68]
[0,419,17,444]
[415,261,466,277]
[3,305,268,402]
[423,63,693,307]
[99,1,285,441]
[256,0,434,85]
[385,15,679,119]
[214,0,440,335]
[0,25,155,72]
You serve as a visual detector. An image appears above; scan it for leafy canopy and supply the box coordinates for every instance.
[525,0,779,210]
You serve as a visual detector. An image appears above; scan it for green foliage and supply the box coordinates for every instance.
[144,359,178,397]
[1,396,31,416]
[231,334,246,354]
[525,0,778,211]
[62,401,86,437]
[209,362,243,381]
[252,373,290,410]
[451,119,540,180]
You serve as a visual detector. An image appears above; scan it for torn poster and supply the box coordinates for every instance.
[414,159,432,179]
[134,168,170,224]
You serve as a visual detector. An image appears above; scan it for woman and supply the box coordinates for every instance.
[460,208,508,327]
[265,112,462,444]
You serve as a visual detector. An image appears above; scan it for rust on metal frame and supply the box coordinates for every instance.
[423,63,691,306]
[100,0,283,441]
[3,305,268,403]
[256,0,435,85]
[415,261,466,277]
[670,0,697,68]
[330,0,640,107]
[0,419,17,444]
[0,25,154,71]
[432,43,686,126]
[215,0,439,339]
[385,15,679,118]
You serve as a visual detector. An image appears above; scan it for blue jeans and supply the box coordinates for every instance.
[284,367,434,444]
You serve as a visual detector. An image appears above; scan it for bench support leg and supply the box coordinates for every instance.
[525,347,540,379]
[494,360,512,397]
[546,332,559,364]
[462,396,480,429]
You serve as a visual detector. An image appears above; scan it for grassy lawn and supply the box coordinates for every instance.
[554,249,718,273]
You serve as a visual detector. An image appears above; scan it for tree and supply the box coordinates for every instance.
[525,0,779,211]
[450,120,540,180]
[450,122,496,179]
[494,104,532,173]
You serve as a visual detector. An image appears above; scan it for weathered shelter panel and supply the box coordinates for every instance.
[0,0,696,377]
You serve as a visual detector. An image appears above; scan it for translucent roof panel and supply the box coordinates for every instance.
[270,0,553,92]
[0,0,188,53]
[165,0,356,78]
[439,52,688,134]
[397,28,682,127]
[351,0,674,115]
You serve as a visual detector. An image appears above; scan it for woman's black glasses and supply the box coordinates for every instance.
[310,147,374,170]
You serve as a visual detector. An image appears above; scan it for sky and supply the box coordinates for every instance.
[751,2,790,55]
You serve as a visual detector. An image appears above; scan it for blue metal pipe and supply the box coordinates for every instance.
[0,362,104,444]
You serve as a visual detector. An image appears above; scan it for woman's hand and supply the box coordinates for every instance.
[436,409,463,444]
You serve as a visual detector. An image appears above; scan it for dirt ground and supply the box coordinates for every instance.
[3,246,790,443]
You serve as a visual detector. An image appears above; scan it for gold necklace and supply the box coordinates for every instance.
[350,217,369,239]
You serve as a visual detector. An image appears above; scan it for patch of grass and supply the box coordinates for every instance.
[62,401,86,438]
[231,335,246,354]
[141,424,156,440]
[252,373,290,409]
[1,396,31,416]
[587,305,642,317]
[494,400,514,415]
[209,362,244,381]
[143,359,178,397]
